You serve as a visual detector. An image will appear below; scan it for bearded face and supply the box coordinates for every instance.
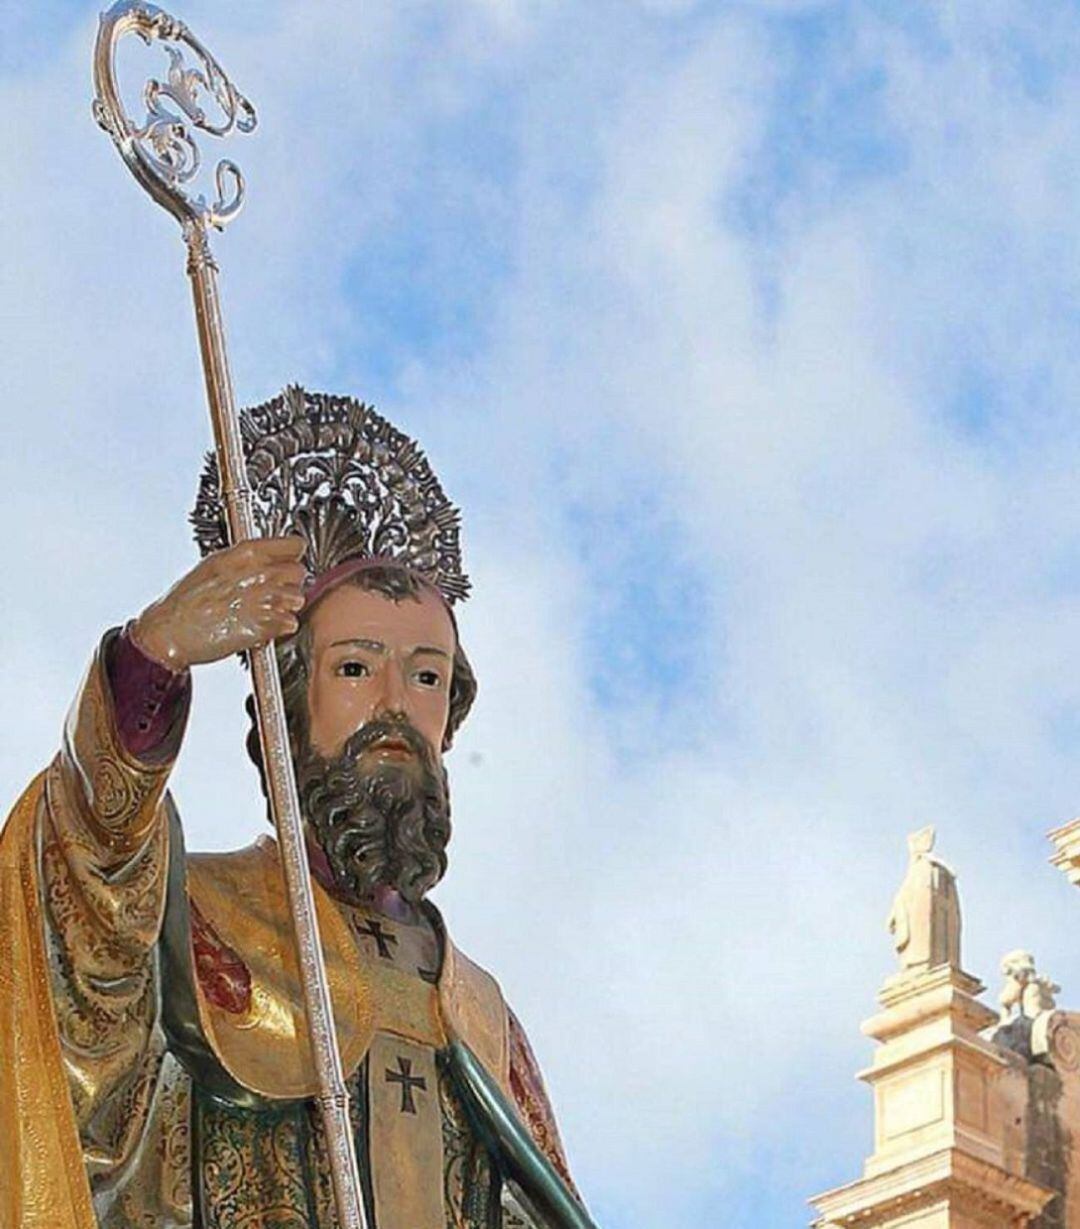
[296,713,451,905]
[261,573,473,905]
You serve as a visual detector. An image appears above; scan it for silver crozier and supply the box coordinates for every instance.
[91,6,369,1227]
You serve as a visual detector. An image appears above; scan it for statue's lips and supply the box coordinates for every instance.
[367,735,415,760]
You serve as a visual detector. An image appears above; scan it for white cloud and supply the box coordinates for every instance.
[5,3,1080,1225]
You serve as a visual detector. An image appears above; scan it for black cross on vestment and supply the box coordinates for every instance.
[354,917,398,959]
[385,1055,427,1114]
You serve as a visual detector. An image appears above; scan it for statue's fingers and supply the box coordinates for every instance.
[241,562,307,594]
[262,561,308,590]
[250,535,306,561]
[253,609,300,639]
[249,585,304,613]
[268,590,305,613]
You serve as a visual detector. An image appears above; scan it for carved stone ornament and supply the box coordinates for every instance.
[1045,1011,1080,1072]
[994,949,1064,1062]
[998,949,1059,1024]
[191,386,470,604]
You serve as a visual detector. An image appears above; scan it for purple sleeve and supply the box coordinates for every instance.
[105,625,191,761]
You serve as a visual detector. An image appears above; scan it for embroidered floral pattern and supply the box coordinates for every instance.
[196,1090,312,1228]
[508,1010,577,1195]
[440,1062,498,1228]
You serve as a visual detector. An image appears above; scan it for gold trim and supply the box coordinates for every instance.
[187,837,376,1100]
[0,775,98,1228]
[369,1036,446,1229]
[61,641,174,856]
[186,840,510,1100]
[440,936,510,1095]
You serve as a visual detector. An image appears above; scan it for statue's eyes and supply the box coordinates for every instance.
[337,660,369,679]
[414,669,443,689]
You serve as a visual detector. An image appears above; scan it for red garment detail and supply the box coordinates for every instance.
[107,624,190,759]
[189,898,252,1015]
[507,1009,578,1195]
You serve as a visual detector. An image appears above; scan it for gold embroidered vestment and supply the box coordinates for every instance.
[0,639,573,1228]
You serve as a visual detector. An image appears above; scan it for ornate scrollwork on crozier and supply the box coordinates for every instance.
[191,386,471,604]
[93,1,256,230]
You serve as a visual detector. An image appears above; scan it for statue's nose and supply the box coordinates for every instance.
[373,661,407,716]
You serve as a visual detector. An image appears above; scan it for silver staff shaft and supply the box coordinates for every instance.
[185,225,369,1229]
[92,6,368,1226]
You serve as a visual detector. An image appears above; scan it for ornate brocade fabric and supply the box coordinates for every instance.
[7,635,575,1229]
[190,1058,501,1229]
[508,1014,578,1198]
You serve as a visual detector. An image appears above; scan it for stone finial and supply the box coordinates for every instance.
[886,826,961,975]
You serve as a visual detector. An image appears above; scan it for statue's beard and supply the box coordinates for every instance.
[296,718,451,906]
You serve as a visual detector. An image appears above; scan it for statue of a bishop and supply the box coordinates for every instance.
[0,389,589,1229]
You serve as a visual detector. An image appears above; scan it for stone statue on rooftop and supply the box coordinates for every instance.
[886,826,961,975]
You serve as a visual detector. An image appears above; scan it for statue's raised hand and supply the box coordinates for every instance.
[133,536,307,670]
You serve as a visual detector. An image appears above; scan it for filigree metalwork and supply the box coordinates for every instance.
[192,386,471,604]
[92,1,256,230]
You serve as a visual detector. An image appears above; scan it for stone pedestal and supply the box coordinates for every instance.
[810,965,1053,1228]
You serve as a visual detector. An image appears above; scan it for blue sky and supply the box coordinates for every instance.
[5,1,1080,1225]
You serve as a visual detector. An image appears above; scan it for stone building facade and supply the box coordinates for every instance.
[810,828,1080,1229]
